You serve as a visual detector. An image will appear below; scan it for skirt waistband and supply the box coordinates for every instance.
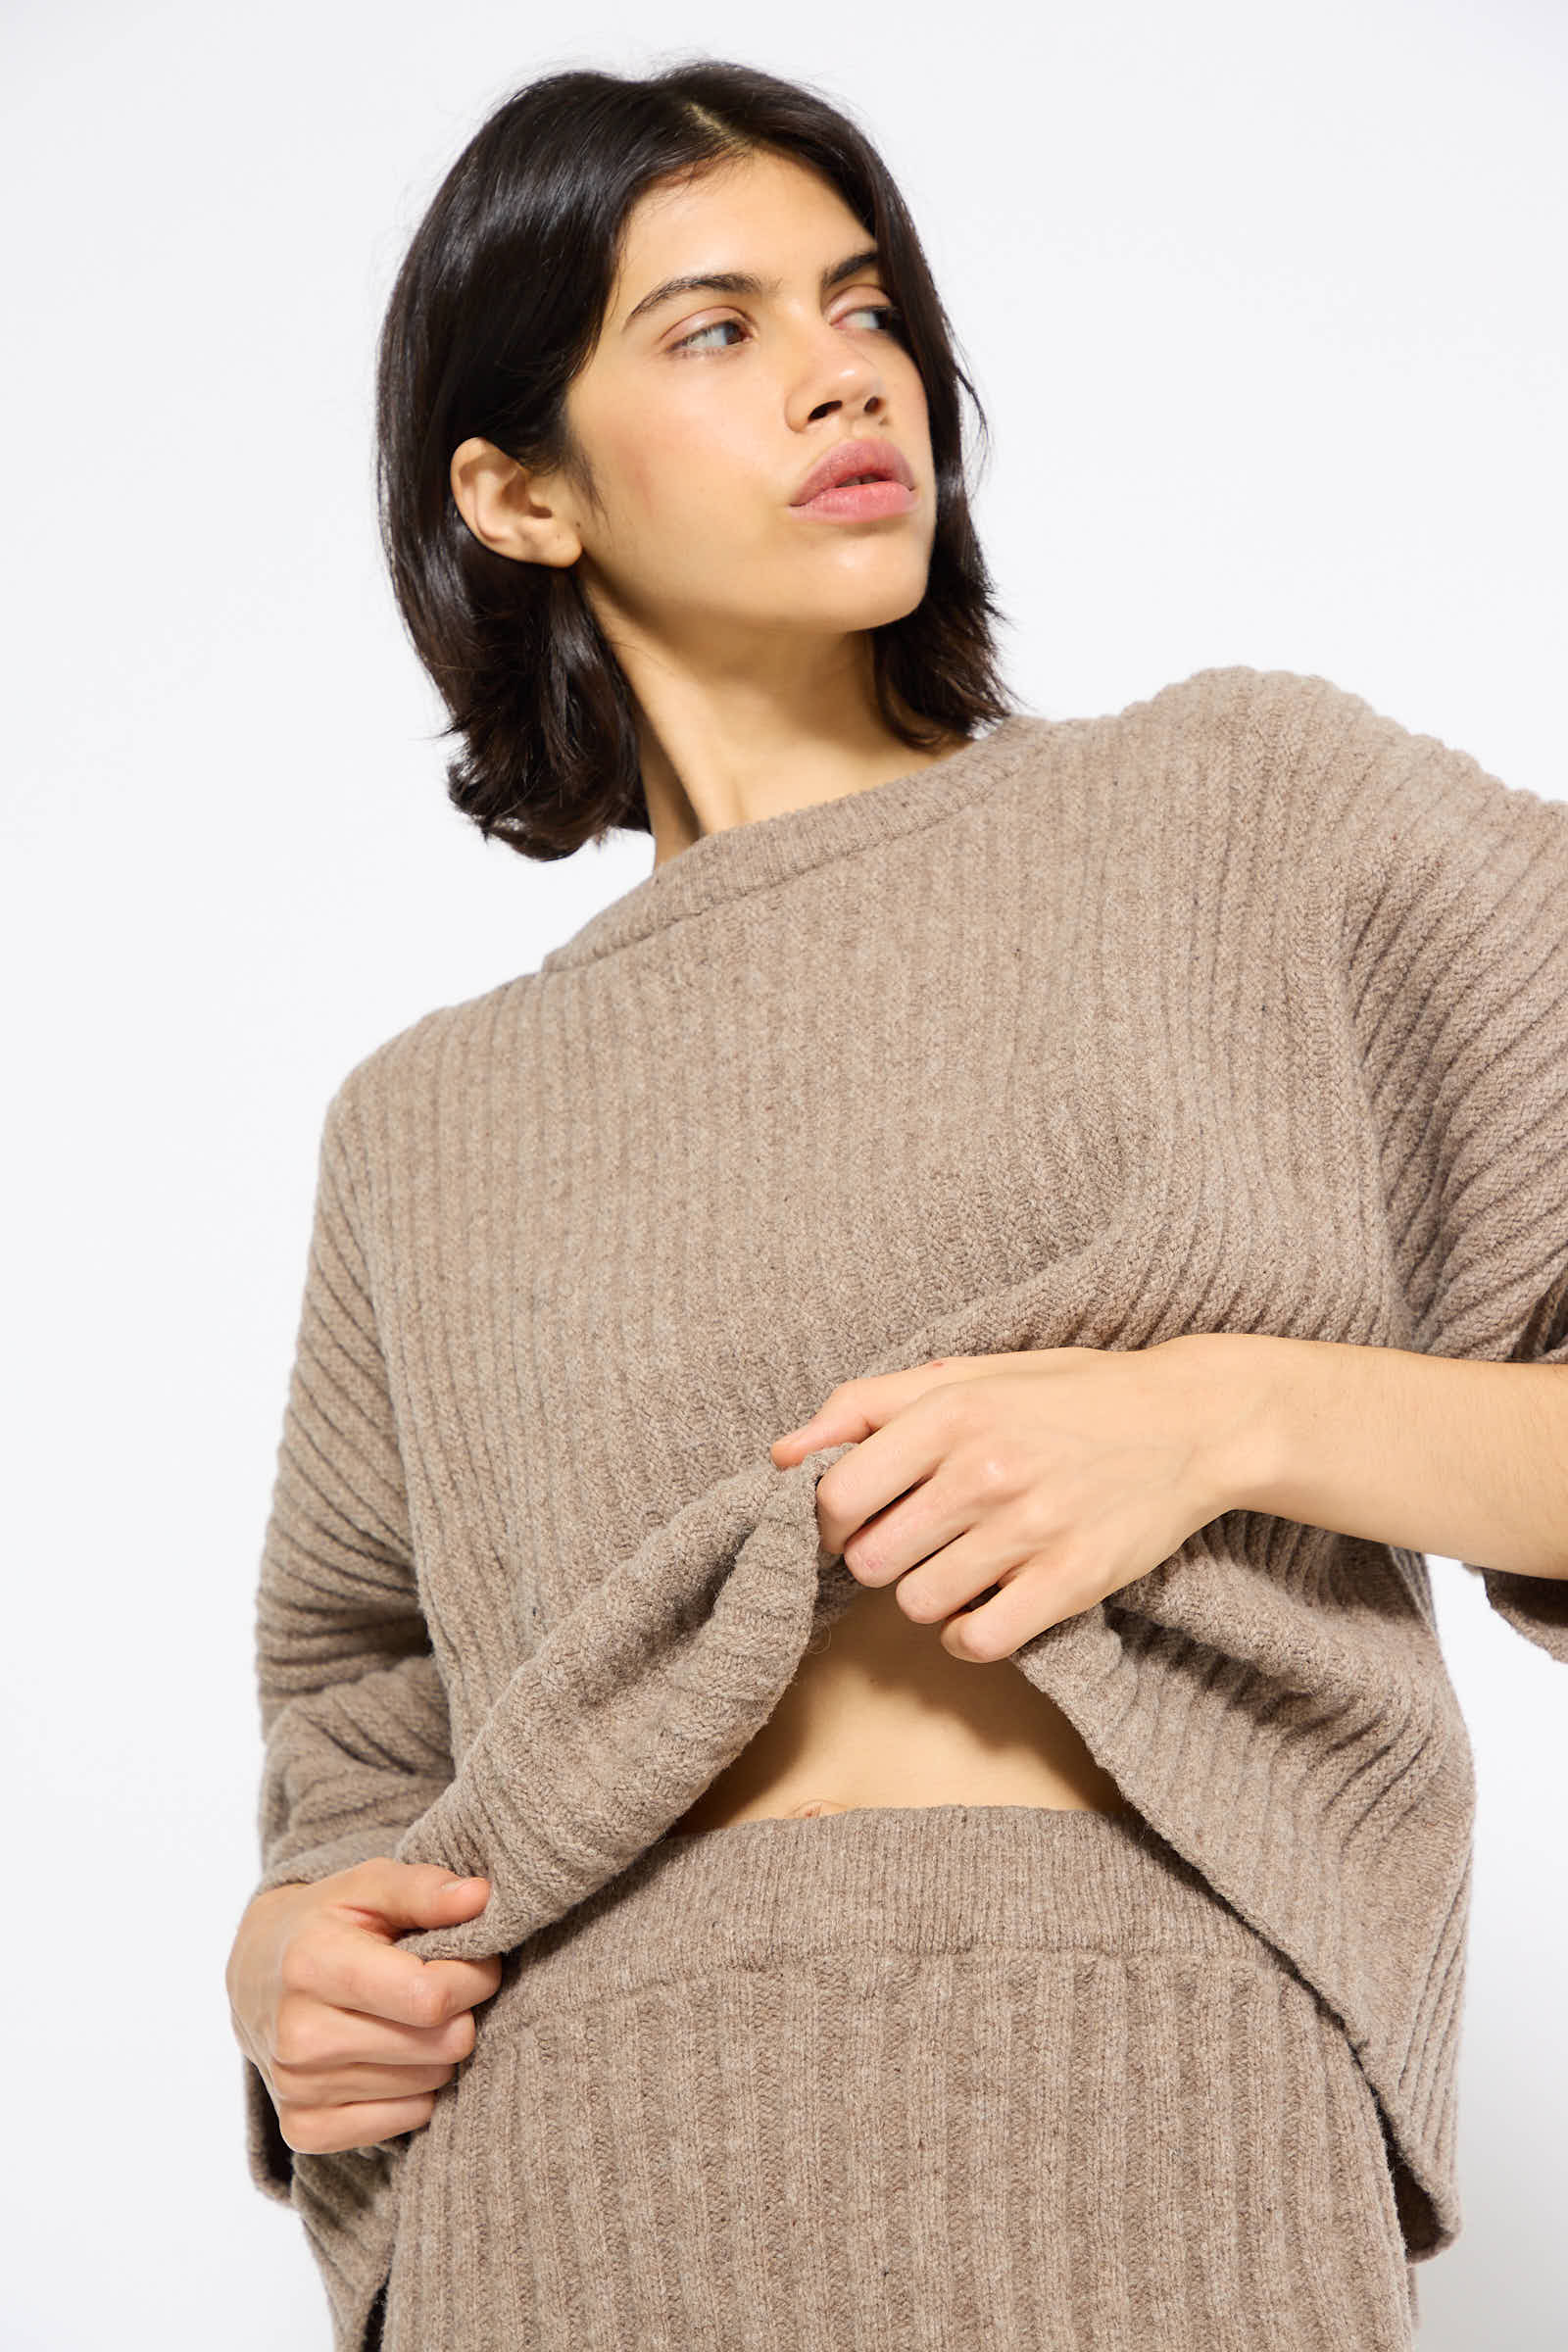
[502,1801,1292,2013]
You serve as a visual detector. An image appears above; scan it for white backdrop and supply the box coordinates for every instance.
[2,2,1563,2344]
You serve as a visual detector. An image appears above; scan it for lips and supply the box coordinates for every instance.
[790,435,915,507]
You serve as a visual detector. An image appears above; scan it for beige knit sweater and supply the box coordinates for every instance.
[241,664,1568,2347]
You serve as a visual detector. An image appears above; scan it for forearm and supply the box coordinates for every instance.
[1185,1333,1568,1582]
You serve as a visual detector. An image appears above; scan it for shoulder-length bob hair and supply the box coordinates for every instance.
[374,55,1018,861]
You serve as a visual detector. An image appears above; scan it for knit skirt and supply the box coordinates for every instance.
[369,1803,1420,2351]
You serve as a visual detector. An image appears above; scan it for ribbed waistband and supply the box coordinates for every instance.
[384,1801,1419,2350]
[498,1802,1292,2014]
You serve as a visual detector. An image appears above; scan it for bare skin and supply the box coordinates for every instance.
[665,1575,1130,1833]
[228,1864,502,2161]
[450,155,1134,1835]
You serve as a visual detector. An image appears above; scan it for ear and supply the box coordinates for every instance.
[450,436,582,568]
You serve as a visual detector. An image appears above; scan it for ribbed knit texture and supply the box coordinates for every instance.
[378,1804,1417,2349]
[241,664,1568,2350]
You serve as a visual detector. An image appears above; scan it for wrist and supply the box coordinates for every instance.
[1159,1330,1292,1520]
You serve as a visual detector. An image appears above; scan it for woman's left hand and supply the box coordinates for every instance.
[768,1340,1264,1661]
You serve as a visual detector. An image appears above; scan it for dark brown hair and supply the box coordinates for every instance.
[374,56,1019,861]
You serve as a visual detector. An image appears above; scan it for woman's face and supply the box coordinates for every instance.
[510,150,941,664]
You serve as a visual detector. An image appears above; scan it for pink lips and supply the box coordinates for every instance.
[789,433,917,516]
[793,478,919,520]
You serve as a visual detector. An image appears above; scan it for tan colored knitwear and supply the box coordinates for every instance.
[241,664,1568,2347]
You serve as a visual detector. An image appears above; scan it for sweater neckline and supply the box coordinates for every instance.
[538,711,1045,970]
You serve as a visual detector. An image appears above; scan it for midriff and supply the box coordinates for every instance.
[663,1572,1132,1834]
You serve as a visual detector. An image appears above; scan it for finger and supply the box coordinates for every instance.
[879,1521,1010,1619]
[770,1391,880,1460]
[277,2090,446,2159]
[838,1470,981,1591]
[339,1857,494,1929]
[303,1920,503,2032]
[275,1989,483,2073]
[939,1556,1095,1662]
[770,1359,967,1461]
[272,2045,467,2107]
[813,1401,958,1558]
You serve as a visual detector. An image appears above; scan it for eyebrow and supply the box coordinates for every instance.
[621,246,884,332]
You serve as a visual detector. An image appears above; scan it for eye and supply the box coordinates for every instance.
[844,302,903,333]
[672,318,747,355]
[670,302,905,355]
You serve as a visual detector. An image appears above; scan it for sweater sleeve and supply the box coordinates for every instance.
[1336,680,1568,1660]
[240,1071,456,2203]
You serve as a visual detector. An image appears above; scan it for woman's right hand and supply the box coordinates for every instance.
[226,1861,503,2159]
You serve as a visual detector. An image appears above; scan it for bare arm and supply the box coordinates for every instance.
[1191,1330,1568,1582]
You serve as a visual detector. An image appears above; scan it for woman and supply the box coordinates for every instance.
[227,55,1568,2352]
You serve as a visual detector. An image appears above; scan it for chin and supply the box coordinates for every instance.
[809,568,934,634]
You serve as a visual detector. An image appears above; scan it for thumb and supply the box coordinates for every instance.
[350,1859,491,1927]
